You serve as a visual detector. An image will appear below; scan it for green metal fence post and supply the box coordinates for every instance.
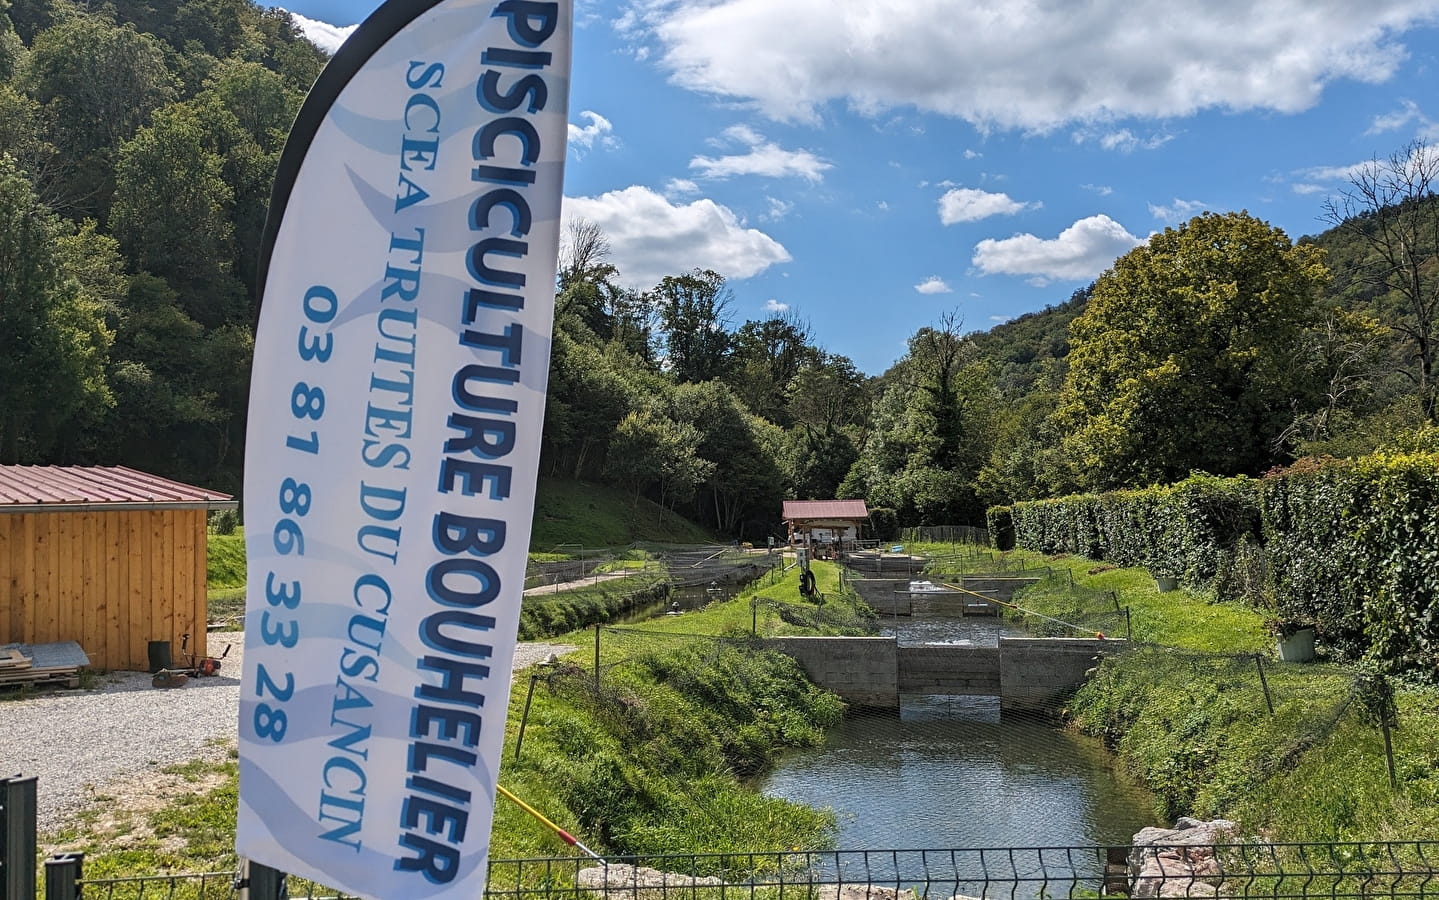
[44,853,82,900]
[242,861,287,900]
[2,777,37,900]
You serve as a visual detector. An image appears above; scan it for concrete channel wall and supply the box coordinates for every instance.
[760,637,898,707]
[998,638,1112,712]
[762,636,1119,711]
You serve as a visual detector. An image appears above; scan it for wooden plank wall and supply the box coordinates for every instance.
[0,508,208,670]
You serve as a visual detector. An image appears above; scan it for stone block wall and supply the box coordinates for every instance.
[761,636,899,707]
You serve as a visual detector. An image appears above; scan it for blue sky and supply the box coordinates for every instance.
[275,1,1439,374]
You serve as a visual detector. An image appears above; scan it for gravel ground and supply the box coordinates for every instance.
[0,635,575,833]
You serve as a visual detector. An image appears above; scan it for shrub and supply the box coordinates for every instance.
[867,507,899,541]
[986,505,1014,551]
[209,508,238,535]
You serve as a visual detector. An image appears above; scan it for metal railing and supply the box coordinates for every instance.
[31,843,1439,900]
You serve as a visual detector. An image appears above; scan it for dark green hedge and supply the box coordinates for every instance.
[996,454,1439,671]
[986,506,1015,551]
[1260,454,1439,669]
[1009,474,1259,582]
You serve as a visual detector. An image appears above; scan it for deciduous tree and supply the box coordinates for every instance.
[1055,211,1329,489]
[1321,140,1439,421]
[652,268,733,383]
[0,155,113,461]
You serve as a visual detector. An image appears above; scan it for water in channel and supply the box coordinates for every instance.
[761,613,1158,852]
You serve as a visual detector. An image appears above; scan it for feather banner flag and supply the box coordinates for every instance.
[239,3,572,897]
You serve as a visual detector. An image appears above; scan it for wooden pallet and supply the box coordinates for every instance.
[0,669,80,688]
[0,648,33,670]
[0,642,86,689]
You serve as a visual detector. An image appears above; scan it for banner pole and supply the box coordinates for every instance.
[495,785,604,862]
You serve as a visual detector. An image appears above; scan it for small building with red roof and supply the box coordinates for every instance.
[782,499,870,551]
[0,466,237,670]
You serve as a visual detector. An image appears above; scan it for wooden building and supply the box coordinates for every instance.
[782,499,870,552]
[0,466,236,670]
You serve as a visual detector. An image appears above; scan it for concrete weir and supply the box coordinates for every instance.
[850,576,1040,616]
[761,636,1121,712]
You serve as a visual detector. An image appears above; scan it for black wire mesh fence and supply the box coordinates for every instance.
[42,842,1439,900]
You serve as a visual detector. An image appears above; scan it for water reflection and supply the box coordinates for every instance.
[615,581,742,624]
[762,694,1156,851]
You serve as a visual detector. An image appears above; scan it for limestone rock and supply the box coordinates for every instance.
[1129,818,1239,898]
[812,886,919,900]
[577,863,727,899]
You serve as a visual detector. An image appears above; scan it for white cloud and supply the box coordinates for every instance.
[1149,198,1210,223]
[876,200,890,211]
[562,186,791,287]
[1293,144,1439,193]
[690,126,833,182]
[280,10,356,54]
[665,178,701,197]
[1082,183,1114,196]
[762,196,795,221]
[939,187,1038,225]
[634,0,1439,130]
[1077,128,1175,153]
[990,315,1013,323]
[972,214,1143,283]
[721,124,764,146]
[915,276,954,295]
[764,299,790,312]
[1367,99,1439,138]
[1295,160,1374,183]
[963,149,982,160]
[568,111,619,154]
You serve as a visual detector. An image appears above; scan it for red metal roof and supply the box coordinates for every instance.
[782,500,869,521]
[0,466,235,510]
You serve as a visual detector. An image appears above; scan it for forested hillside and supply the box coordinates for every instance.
[0,0,325,490]
[2,0,1435,536]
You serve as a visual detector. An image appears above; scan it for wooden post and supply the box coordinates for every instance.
[514,672,541,762]
[1382,719,1398,790]
[1254,654,1274,715]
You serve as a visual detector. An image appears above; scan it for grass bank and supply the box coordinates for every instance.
[530,477,716,549]
[913,542,1439,841]
[492,559,861,862]
[517,570,670,639]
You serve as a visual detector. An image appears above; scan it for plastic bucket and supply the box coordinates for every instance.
[147,640,173,673]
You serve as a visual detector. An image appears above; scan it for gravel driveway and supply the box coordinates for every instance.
[0,634,575,832]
